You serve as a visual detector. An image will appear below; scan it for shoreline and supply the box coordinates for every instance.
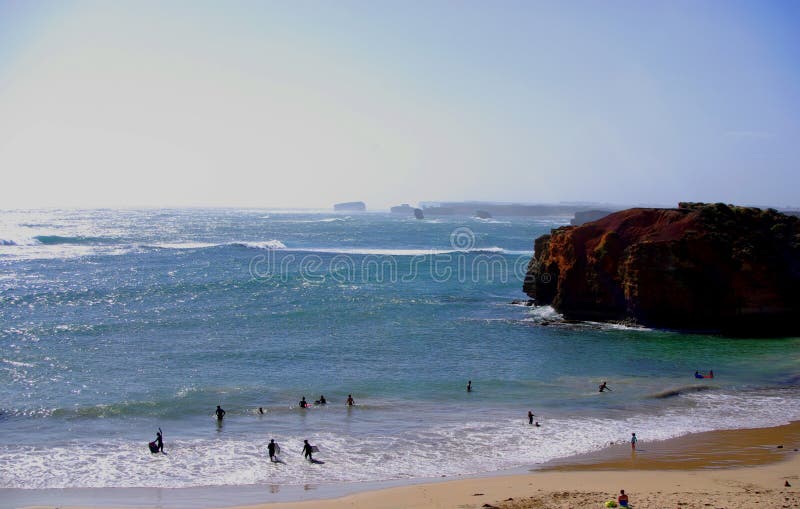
[11,422,800,509]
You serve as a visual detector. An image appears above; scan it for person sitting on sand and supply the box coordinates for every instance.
[299,396,308,409]
[346,394,355,406]
[215,405,226,420]
[302,439,314,461]
[618,489,629,507]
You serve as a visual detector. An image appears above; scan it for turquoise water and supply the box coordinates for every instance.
[1,209,799,495]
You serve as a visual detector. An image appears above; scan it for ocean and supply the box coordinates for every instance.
[1,209,799,502]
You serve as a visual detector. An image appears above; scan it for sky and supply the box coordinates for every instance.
[0,0,799,210]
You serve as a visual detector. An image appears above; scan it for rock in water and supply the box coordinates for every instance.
[523,202,800,336]
[333,201,366,211]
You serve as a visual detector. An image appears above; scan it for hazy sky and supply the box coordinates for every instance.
[1,1,799,210]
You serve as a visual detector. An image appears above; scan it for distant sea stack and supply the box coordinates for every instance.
[391,204,414,214]
[334,201,366,212]
[523,203,800,336]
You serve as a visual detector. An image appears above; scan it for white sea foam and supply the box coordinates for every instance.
[283,246,515,256]
[2,389,798,489]
[231,240,288,250]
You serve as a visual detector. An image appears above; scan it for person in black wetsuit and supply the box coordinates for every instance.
[466,380,472,392]
[302,439,313,461]
[155,429,164,453]
[316,395,326,405]
[299,397,308,408]
[268,439,277,462]
[215,405,226,420]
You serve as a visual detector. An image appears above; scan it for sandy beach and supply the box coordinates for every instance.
[220,422,800,509]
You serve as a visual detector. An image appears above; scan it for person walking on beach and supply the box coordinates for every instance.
[466,380,472,392]
[528,410,535,425]
[299,396,308,409]
[268,439,278,462]
[215,405,226,420]
[346,394,355,406]
[302,439,314,461]
[630,432,637,450]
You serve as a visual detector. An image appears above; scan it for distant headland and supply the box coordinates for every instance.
[523,202,800,336]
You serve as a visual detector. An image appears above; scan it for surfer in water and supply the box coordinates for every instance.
[215,405,226,420]
[466,380,472,392]
[315,395,327,405]
[258,407,264,415]
[299,396,308,408]
[268,439,278,462]
[599,381,611,392]
[302,439,314,461]
[346,394,355,406]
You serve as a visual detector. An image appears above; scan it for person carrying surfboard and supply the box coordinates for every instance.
[302,439,314,461]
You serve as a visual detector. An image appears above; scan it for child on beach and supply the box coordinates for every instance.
[618,489,629,507]
[630,433,637,450]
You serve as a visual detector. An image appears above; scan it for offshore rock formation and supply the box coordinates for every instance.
[334,201,366,211]
[523,203,800,335]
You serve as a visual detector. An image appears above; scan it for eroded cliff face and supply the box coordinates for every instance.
[523,203,800,335]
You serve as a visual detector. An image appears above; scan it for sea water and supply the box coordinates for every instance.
[1,209,799,498]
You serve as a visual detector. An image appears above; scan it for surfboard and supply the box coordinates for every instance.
[275,445,281,454]
[310,445,320,453]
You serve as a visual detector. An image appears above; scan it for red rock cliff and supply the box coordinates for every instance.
[523,203,800,335]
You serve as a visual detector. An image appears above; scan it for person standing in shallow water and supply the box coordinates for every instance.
[528,410,535,425]
[268,439,277,462]
[215,405,226,420]
[346,394,354,406]
[302,439,314,461]
[155,429,164,453]
[466,380,472,392]
[630,432,637,450]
